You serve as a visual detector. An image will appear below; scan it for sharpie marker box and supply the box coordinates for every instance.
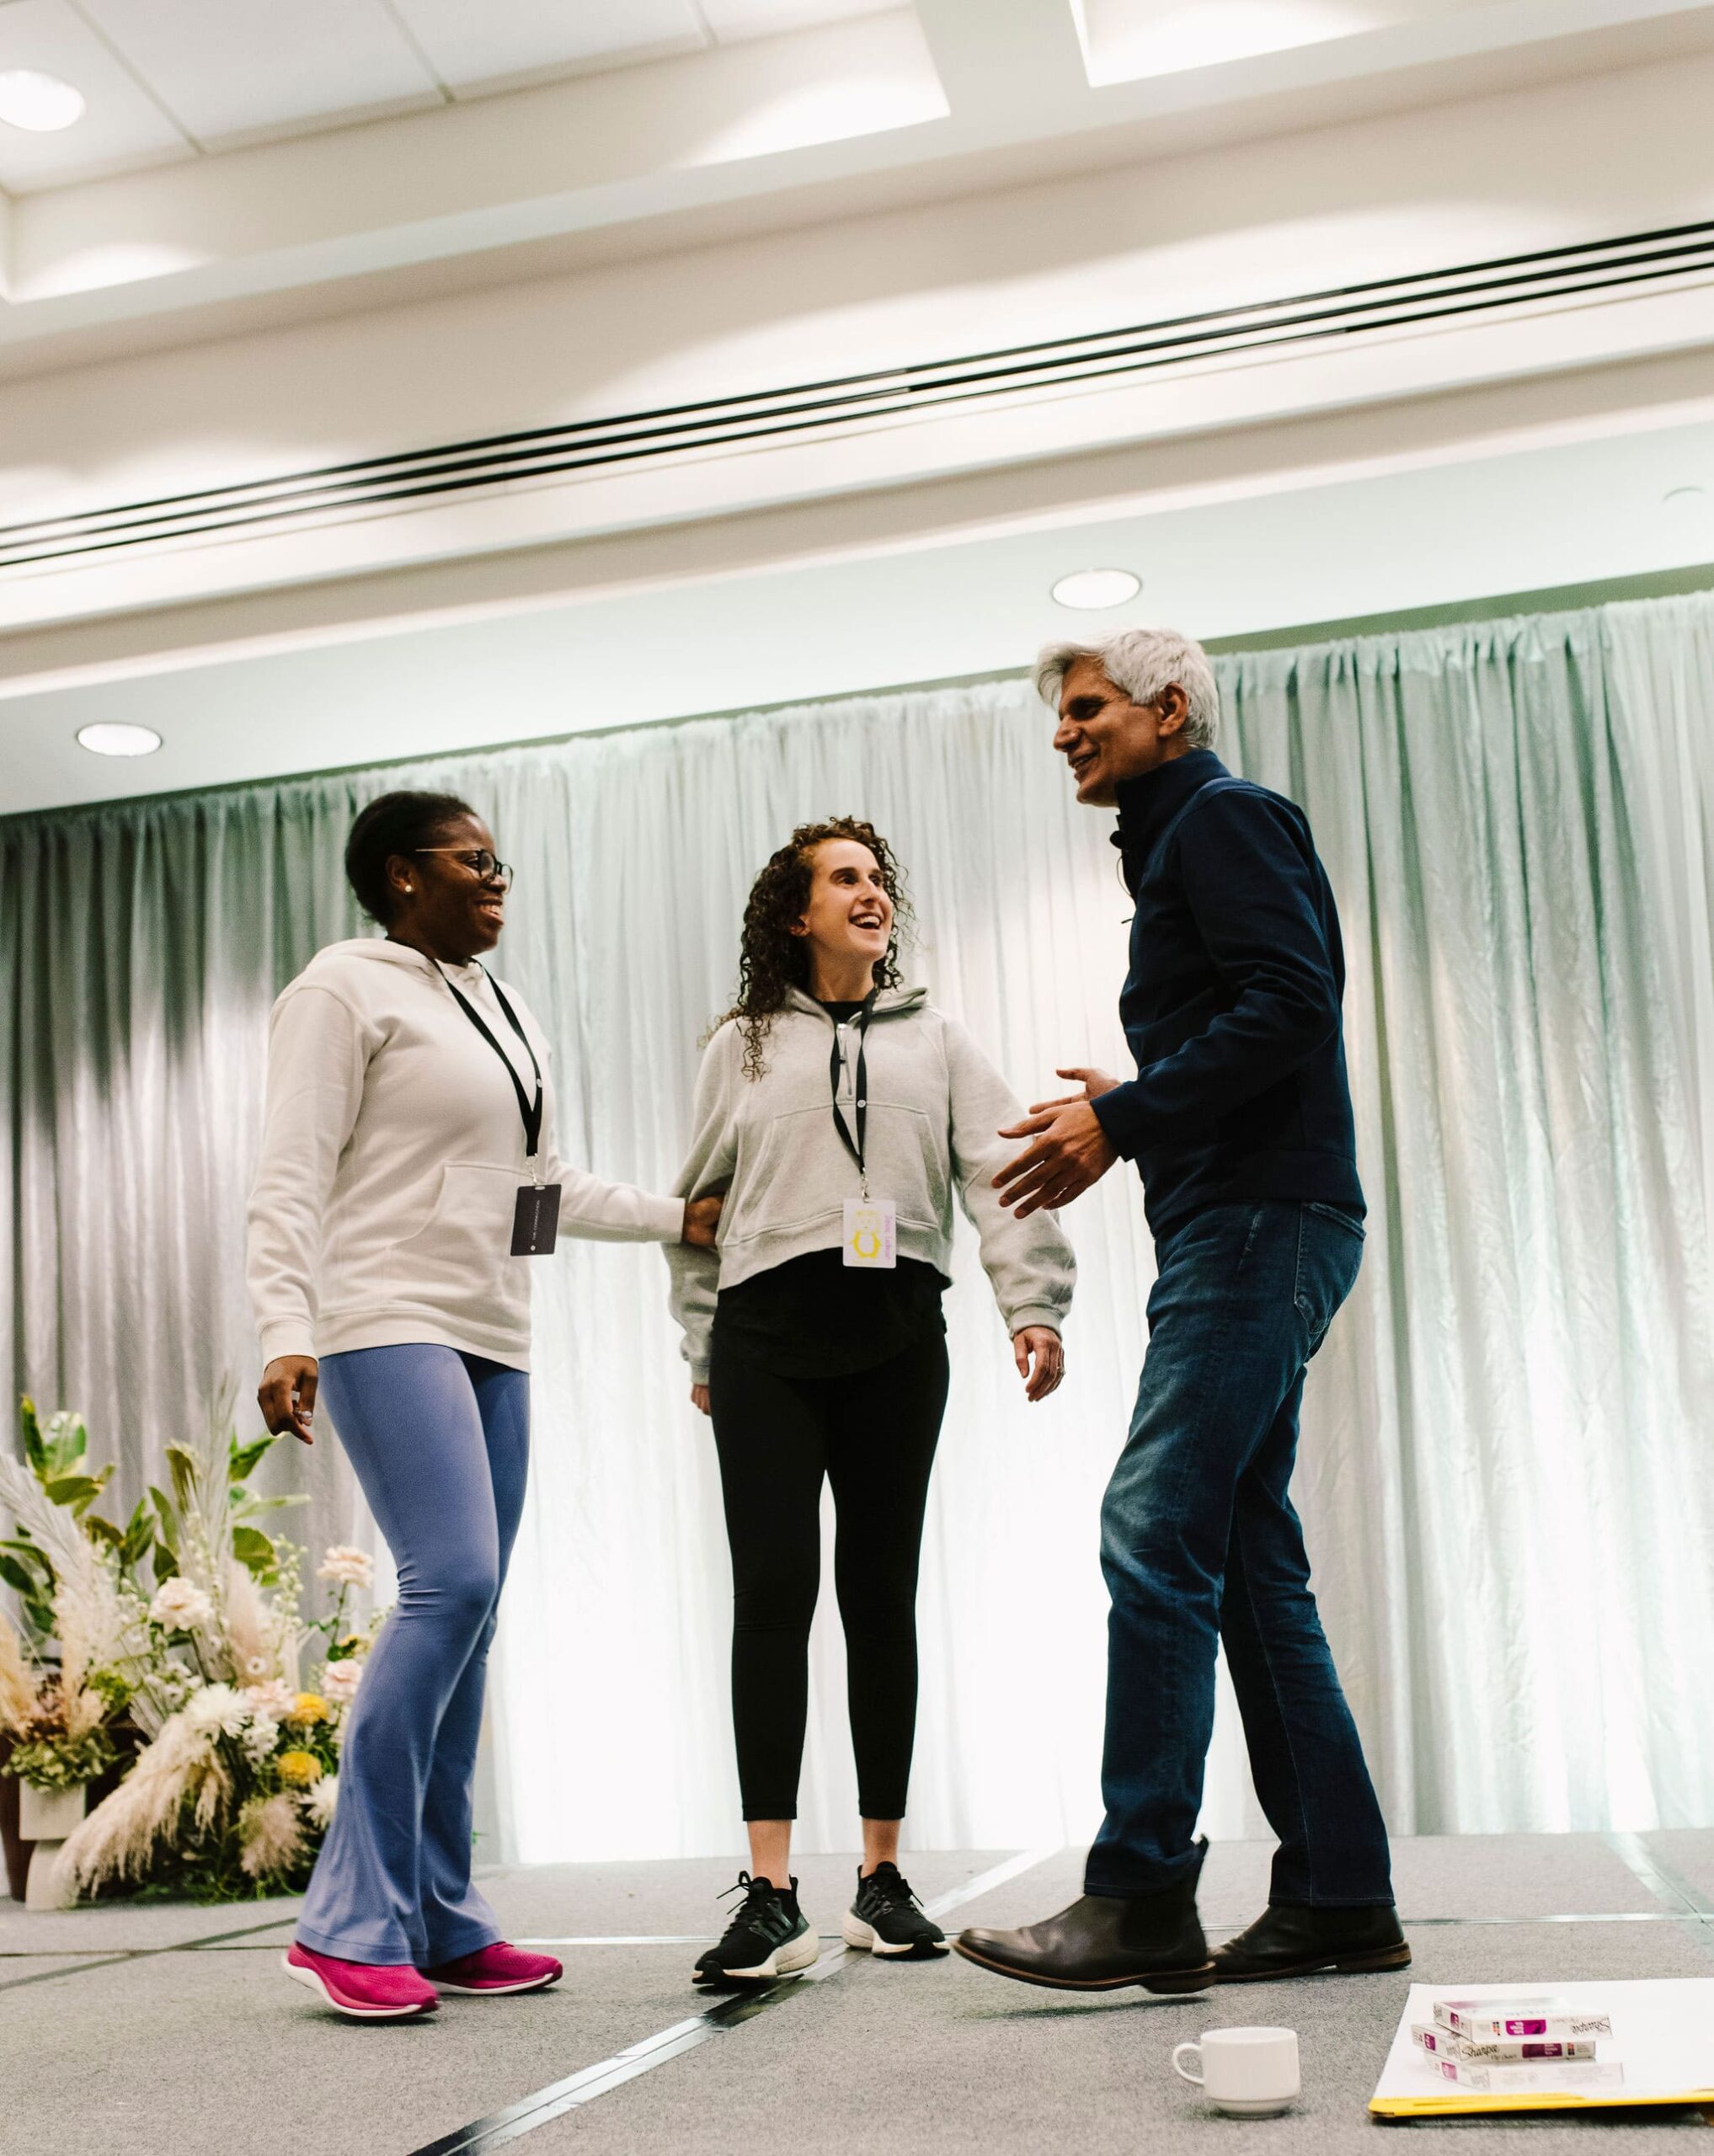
[1414,2025,1601,2064]
[1434,1999,1615,2041]
[1421,2056,1625,2095]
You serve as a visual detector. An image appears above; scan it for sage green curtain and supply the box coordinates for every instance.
[3,591,1711,1859]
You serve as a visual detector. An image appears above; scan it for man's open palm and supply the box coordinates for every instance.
[993,1066,1122,1217]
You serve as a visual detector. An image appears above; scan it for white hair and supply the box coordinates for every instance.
[1033,627,1220,750]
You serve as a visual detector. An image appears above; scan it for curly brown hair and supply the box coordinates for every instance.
[717,817,913,1080]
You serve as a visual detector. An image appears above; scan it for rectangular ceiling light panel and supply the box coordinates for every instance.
[79,0,441,143]
[0,0,189,189]
[389,0,707,93]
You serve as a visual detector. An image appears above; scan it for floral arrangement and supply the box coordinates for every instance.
[0,1403,152,1795]
[2,1397,384,1903]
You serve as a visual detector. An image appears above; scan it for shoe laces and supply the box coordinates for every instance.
[862,1862,919,1913]
[718,1870,786,1929]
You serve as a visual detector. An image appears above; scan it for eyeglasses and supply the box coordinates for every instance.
[410,846,515,891]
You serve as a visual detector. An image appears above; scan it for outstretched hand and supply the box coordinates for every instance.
[994,1066,1121,1219]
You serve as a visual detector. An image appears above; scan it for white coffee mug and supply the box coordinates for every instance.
[1173,2027,1300,2115]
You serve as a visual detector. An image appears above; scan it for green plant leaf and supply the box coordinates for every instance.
[83,1515,125,1550]
[0,1552,40,1596]
[42,1475,104,1514]
[121,1502,157,1572]
[148,1486,179,1555]
[152,1545,179,1587]
[165,1447,197,1517]
[232,1492,307,1519]
[19,1396,45,1477]
[231,1525,276,1577]
[228,1435,275,1484]
[0,1538,52,1585]
[41,1412,88,1481]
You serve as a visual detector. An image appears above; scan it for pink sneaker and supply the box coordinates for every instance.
[284,1942,439,2019]
[424,1942,563,1994]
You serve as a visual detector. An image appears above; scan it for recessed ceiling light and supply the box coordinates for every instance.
[77,723,162,758]
[1051,568,1141,610]
[0,69,86,133]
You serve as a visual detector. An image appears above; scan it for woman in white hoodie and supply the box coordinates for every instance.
[248,788,718,2021]
[668,816,1074,1988]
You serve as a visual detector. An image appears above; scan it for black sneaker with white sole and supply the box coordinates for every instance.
[842,1862,948,1958]
[692,1871,818,1988]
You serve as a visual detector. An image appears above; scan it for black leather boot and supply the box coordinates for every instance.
[955,1846,1214,1994]
[1211,1903,1410,1981]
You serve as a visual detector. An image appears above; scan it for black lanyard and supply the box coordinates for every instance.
[828,988,878,1185]
[435,962,544,1171]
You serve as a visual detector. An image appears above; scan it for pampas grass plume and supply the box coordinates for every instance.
[238,1791,304,1880]
[0,1612,40,1732]
[53,1713,232,1899]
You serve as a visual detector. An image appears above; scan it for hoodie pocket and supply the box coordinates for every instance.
[388,1161,520,1306]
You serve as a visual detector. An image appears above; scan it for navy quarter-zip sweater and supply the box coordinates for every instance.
[1089,748,1364,1239]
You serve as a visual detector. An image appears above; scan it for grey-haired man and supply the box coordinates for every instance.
[956,629,1405,1993]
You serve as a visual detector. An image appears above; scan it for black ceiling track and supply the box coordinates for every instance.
[8,218,1714,572]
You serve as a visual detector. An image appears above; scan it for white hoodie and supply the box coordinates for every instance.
[246,938,685,1371]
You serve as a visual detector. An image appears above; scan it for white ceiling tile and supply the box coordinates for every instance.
[79,0,439,144]
[697,0,901,41]
[389,0,706,93]
[0,0,189,190]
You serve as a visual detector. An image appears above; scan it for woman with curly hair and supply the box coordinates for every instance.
[668,817,1075,1987]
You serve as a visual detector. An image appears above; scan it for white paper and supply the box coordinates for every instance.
[1374,1981,1714,2114]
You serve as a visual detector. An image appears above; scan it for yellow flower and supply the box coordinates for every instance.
[277,1750,322,1788]
[287,1693,330,1726]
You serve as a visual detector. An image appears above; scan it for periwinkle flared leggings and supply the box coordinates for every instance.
[295,1343,529,1967]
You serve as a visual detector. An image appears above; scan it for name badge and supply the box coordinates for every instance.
[511,1182,562,1257]
[843,1198,896,1269]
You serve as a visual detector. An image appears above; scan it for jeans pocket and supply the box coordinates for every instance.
[1293,1204,1364,1357]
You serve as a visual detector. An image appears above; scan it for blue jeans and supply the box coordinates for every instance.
[1085,1200,1392,1908]
[296,1345,529,1967]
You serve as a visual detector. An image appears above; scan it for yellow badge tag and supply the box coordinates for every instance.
[843,1198,897,1268]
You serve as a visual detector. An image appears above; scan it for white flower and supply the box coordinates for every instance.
[150,1578,214,1633]
[317,1545,372,1590]
[243,1678,296,1721]
[183,1683,249,1740]
[242,1715,280,1766]
[243,1655,270,1678]
[302,1771,339,1828]
[320,1660,362,1706]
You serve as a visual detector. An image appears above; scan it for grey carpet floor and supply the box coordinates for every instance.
[1641,1833,1714,1909]
[528,1913,1714,2156]
[473,1847,1012,1940]
[3,1838,1711,2156]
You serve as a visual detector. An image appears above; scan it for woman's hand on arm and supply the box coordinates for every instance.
[690,1382,712,1417]
[258,1355,319,1444]
[682,1193,724,1249]
[1012,1326,1064,1403]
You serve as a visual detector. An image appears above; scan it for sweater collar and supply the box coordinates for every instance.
[1111,749,1228,883]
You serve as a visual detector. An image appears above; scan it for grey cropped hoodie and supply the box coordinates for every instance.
[665,985,1075,1381]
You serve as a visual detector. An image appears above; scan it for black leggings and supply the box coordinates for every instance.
[707,1330,950,1821]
